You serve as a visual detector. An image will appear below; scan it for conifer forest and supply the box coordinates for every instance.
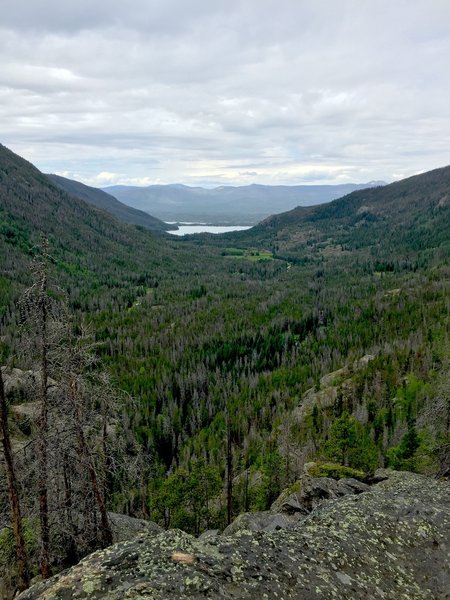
[0,145,449,594]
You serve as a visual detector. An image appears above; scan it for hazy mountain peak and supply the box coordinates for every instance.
[48,174,176,231]
[104,181,387,225]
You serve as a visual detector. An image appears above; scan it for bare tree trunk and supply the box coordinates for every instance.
[244,469,249,513]
[100,386,115,517]
[68,374,113,547]
[62,452,78,564]
[226,411,233,526]
[19,238,52,578]
[0,368,30,591]
[38,264,51,580]
[102,405,109,506]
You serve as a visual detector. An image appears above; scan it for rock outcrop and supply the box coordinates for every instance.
[18,470,450,599]
[108,513,163,543]
[223,470,371,535]
[1,367,58,403]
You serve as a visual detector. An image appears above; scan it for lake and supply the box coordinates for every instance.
[168,224,252,236]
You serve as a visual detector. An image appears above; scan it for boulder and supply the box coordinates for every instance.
[1,366,58,403]
[197,529,219,541]
[223,471,371,536]
[336,477,370,495]
[271,474,369,516]
[222,510,301,535]
[18,471,450,599]
[108,512,162,543]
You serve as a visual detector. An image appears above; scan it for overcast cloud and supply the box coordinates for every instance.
[1,0,449,186]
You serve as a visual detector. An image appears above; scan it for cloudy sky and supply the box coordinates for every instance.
[1,0,449,187]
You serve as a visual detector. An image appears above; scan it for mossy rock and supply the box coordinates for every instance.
[307,461,365,480]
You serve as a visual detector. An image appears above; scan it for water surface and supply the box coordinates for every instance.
[168,224,252,236]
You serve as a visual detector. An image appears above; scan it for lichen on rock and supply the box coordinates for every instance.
[18,470,450,599]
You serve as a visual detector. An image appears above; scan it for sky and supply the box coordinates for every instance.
[1,0,450,187]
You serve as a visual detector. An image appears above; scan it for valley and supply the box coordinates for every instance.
[0,144,449,596]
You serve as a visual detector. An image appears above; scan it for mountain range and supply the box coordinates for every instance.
[228,165,450,259]
[103,181,386,225]
[47,174,176,231]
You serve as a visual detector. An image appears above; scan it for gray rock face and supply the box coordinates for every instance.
[224,474,370,535]
[1,366,59,403]
[197,530,220,541]
[108,512,162,543]
[299,475,370,510]
[2,367,33,398]
[18,471,450,599]
[223,510,301,535]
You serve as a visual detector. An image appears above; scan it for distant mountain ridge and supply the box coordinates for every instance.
[228,164,450,261]
[103,181,386,225]
[48,174,176,231]
[259,164,450,229]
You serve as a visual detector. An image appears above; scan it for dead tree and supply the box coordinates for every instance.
[0,368,30,591]
[225,408,233,525]
[20,239,52,579]
[67,371,112,546]
[52,316,114,548]
[17,238,138,568]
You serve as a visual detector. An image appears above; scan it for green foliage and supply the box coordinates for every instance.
[387,424,421,471]
[307,462,365,480]
[1,143,450,543]
[150,460,222,534]
[222,247,274,262]
[252,449,285,511]
[0,211,31,252]
[394,375,429,422]
[0,520,38,581]
[325,412,378,472]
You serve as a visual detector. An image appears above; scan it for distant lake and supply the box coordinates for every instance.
[168,224,252,236]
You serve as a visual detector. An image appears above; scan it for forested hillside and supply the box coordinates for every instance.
[1,145,449,593]
[223,165,450,260]
[47,174,176,232]
[0,143,210,343]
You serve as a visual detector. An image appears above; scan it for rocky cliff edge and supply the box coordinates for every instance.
[18,470,450,599]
